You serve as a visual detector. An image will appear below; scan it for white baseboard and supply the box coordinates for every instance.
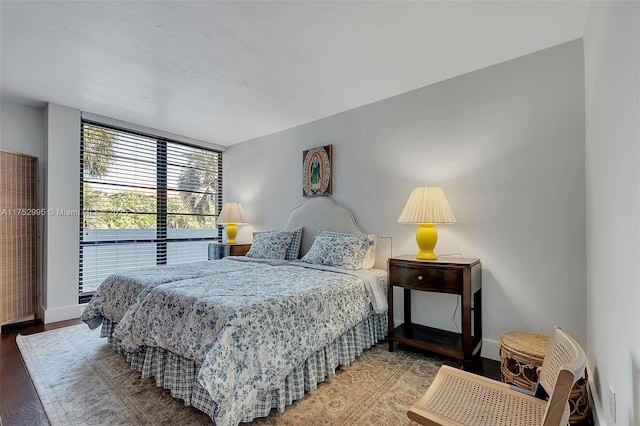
[43,304,84,324]
[481,338,501,361]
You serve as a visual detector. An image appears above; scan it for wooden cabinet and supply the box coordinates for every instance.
[387,255,482,363]
[208,242,251,259]
[0,150,40,327]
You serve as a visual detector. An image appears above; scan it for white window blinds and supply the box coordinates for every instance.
[79,120,222,298]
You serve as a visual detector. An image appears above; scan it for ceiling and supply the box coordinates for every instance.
[1,1,590,146]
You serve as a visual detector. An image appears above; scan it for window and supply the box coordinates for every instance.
[79,120,222,301]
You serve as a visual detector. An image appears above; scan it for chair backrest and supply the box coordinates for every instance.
[539,327,587,426]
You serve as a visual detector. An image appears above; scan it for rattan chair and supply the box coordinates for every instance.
[407,327,586,426]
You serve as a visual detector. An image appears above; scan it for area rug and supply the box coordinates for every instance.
[17,324,455,425]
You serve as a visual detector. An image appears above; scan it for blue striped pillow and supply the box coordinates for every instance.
[284,227,304,260]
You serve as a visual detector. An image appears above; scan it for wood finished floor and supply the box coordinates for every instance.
[0,319,501,426]
[1,319,83,426]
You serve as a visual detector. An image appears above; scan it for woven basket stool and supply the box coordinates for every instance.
[500,331,590,424]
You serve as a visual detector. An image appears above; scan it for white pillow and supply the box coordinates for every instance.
[361,234,377,269]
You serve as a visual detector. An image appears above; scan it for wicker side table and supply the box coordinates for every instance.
[500,331,590,424]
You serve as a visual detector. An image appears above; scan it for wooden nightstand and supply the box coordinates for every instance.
[387,255,482,363]
[207,242,251,259]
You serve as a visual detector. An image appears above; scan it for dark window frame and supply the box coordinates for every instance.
[79,120,223,303]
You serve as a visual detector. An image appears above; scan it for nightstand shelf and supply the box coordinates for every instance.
[393,323,463,359]
[388,255,482,363]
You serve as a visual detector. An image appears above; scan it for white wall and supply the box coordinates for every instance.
[225,40,587,360]
[0,101,46,164]
[584,2,640,425]
[43,103,82,322]
[0,101,83,322]
[0,100,46,318]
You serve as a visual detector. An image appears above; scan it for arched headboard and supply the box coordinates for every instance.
[282,197,392,270]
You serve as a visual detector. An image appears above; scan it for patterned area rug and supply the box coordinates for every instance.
[17,324,455,425]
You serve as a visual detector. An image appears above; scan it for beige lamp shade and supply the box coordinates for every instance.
[218,202,248,225]
[218,202,247,244]
[397,186,457,224]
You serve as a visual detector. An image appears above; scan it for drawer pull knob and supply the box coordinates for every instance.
[418,276,423,281]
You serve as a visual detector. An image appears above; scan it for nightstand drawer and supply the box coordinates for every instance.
[389,264,463,293]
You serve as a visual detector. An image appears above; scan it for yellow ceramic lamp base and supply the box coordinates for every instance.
[415,223,438,260]
[225,223,239,244]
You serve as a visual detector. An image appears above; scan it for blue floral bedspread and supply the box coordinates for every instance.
[81,257,286,329]
[112,263,387,426]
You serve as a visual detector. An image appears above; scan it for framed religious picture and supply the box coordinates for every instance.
[302,144,332,196]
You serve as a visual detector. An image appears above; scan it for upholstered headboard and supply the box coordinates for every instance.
[282,197,392,270]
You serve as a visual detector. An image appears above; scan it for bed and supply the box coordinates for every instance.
[81,257,290,341]
[83,197,392,425]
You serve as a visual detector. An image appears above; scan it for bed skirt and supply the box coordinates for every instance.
[101,312,388,424]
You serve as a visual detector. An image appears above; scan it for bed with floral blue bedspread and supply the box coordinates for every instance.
[111,262,387,426]
[82,197,392,426]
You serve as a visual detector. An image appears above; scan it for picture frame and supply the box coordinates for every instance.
[302,144,332,196]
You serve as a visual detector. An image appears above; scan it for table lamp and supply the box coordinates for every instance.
[218,202,247,244]
[397,186,456,260]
